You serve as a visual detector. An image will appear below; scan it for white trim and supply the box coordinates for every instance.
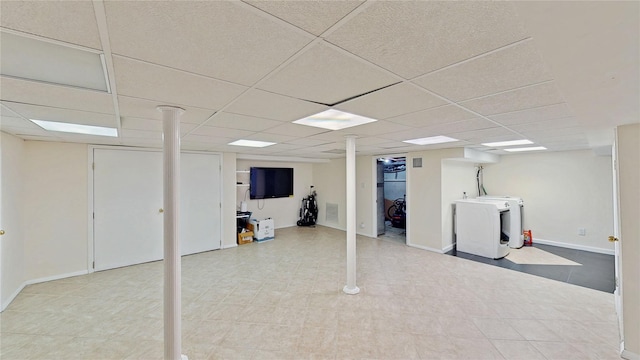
[88,146,95,274]
[406,242,445,254]
[26,270,89,286]
[222,243,238,250]
[443,243,455,253]
[622,348,639,360]
[533,238,615,255]
[1,283,26,312]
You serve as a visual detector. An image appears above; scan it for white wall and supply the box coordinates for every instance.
[312,156,377,237]
[1,132,26,311]
[313,158,346,230]
[236,160,313,229]
[406,148,464,251]
[24,141,88,281]
[617,123,639,357]
[483,150,614,253]
[441,160,478,250]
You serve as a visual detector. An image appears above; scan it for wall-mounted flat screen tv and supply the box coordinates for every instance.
[250,167,294,199]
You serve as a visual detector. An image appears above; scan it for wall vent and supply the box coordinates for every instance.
[413,157,422,168]
[326,203,339,223]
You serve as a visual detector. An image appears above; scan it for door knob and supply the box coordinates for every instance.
[159,208,164,213]
[0,230,4,235]
[608,235,619,242]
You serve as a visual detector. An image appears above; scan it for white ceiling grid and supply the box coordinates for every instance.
[1,1,637,158]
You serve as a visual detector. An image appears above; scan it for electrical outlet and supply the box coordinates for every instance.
[578,228,586,236]
[360,222,365,229]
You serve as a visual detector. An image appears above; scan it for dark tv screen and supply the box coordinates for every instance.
[250,167,294,199]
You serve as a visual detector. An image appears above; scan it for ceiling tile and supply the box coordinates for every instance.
[333,120,413,137]
[460,82,565,116]
[414,40,553,101]
[117,96,214,125]
[0,76,115,114]
[120,129,162,140]
[104,1,311,85]
[335,83,446,120]
[0,1,101,49]
[258,41,399,104]
[121,117,198,135]
[510,117,579,132]
[521,126,585,139]
[448,127,516,141]
[263,122,331,137]
[326,1,528,79]
[206,112,282,132]
[244,133,296,143]
[243,0,364,36]
[488,103,574,126]
[191,126,256,140]
[283,137,331,147]
[1,102,117,128]
[113,56,247,110]
[225,89,328,122]
[386,105,478,128]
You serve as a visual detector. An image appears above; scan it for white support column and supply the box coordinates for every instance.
[158,106,188,360]
[343,135,360,295]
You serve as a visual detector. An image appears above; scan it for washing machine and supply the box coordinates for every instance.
[454,199,511,259]
[478,196,524,248]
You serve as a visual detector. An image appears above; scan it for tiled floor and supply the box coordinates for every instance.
[1,226,621,359]
[447,243,615,293]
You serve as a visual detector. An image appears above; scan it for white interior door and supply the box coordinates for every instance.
[93,148,222,271]
[180,153,221,254]
[94,149,163,271]
[612,140,624,345]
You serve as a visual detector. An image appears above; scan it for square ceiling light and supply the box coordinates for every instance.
[293,109,377,130]
[0,31,109,92]
[504,146,547,152]
[229,139,276,148]
[403,135,459,145]
[482,139,533,147]
[30,119,118,137]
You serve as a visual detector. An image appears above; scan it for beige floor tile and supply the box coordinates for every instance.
[491,339,546,360]
[473,318,525,340]
[508,319,562,341]
[0,226,620,359]
[530,340,591,359]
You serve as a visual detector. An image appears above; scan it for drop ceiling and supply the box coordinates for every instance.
[1,1,638,159]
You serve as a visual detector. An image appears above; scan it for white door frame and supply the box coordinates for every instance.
[371,154,408,244]
[87,145,223,273]
[612,139,624,352]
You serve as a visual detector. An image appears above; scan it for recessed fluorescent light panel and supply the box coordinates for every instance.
[403,135,458,145]
[482,139,533,147]
[293,109,377,130]
[229,139,276,148]
[504,146,547,152]
[30,119,118,137]
[1,31,109,92]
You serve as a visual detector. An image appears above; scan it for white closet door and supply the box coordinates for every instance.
[94,149,163,271]
[180,153,221,254]
[93,149,222,271]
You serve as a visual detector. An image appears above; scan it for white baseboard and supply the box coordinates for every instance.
[534,238,614,255]
[622,348,639,360]
[407,242,445,254]
[222,243,238,249]
[1,282,26,312]
[442,243,455,253]
[26,270,89,286]
[315,223,345,232]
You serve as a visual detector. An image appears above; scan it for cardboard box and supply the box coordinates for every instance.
[248,218,274,242]
[237,231,254,245]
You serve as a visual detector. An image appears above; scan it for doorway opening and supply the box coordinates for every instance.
[376,156,406,244]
